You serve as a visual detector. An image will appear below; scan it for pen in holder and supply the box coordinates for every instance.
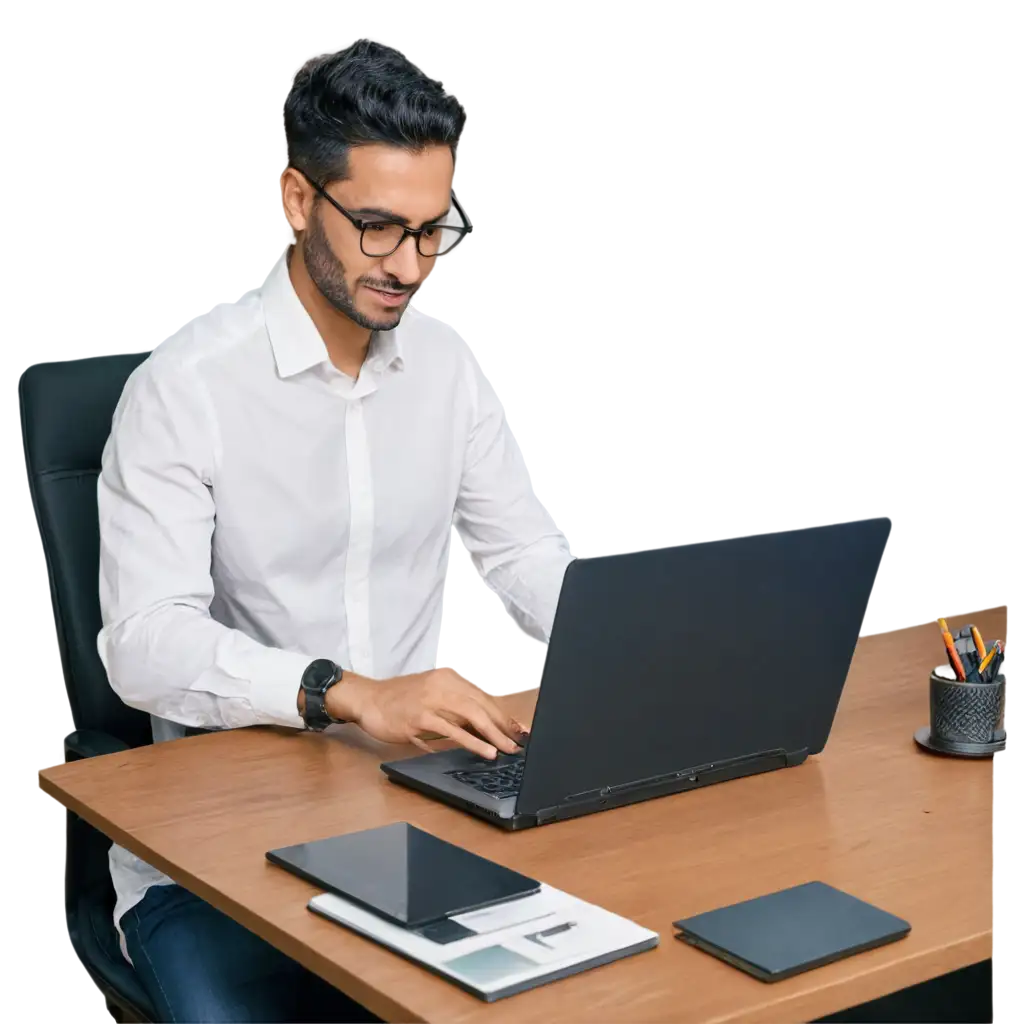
[914,665,1006,757]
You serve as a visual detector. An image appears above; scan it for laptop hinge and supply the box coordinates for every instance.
[536,748,790,825]
[536,805,561,826]
[605,748,788,797]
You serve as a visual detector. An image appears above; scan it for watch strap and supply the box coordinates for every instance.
[303,687,332,731]
[301,660,345,731]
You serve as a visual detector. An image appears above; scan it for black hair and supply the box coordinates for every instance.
[284,39,467,185]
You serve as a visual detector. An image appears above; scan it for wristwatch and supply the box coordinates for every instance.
[300,658,345,731]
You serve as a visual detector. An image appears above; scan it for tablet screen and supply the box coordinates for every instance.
[268,822,539,928]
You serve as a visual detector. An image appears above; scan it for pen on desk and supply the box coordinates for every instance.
[938,619,967,681]
[539,922,576,938]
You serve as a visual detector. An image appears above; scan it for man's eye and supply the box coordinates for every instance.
[364,223,388,232]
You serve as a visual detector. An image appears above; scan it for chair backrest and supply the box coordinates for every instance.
[20,353,153,749]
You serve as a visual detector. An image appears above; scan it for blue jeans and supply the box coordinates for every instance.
[122,883,378,1023]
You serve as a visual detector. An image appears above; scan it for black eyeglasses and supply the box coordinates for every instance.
[292,166,473,258]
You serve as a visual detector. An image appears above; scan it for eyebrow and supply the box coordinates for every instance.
[349,205,451,226]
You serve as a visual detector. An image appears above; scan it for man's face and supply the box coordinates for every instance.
[294,143,455,332]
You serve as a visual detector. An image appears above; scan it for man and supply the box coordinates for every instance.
[97,39,573,1022]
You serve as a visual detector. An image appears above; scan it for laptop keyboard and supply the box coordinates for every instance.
[447,757,524,799]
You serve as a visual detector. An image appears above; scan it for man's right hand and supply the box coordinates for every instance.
[326,668,527,760]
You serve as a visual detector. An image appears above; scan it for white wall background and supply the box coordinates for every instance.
[428,299,1024,663]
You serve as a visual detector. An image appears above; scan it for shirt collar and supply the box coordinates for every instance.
[261,247,406,380]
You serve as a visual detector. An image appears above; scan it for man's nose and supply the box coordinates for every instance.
[381,233,421,284]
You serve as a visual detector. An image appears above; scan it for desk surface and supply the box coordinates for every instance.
[40,609,1003,1024]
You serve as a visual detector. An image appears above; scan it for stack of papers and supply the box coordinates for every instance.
[310,882,658,1001]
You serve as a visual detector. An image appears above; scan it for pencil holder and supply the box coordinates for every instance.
[914,667,1006,757]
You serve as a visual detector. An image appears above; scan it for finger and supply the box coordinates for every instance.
[416,730,446,742]
[448,716,524,749]
[446,676,523,743]
[436,675,524,749]
[464,704,524,753]
[453,699,522,755]
[411,734,437,754]
[422,712,498,760]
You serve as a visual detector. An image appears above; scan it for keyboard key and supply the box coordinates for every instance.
[448,757,525,798]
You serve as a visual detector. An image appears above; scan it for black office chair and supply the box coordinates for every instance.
[20,353,156,1024]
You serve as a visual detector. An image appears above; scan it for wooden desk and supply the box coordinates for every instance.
[40,609,1002,1023]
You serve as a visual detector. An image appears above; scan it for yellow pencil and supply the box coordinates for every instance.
[971,626,986,660]
[978,644,998,675]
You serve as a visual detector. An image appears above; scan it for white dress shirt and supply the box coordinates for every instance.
[97,248,573,960]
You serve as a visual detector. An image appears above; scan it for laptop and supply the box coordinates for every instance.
[381,517,891,831]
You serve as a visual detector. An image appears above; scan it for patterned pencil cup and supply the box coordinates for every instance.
[930,668,1005,746]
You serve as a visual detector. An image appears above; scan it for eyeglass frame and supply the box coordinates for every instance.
[291,166,473,258]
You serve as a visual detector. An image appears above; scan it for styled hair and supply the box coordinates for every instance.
[284,39,467,184]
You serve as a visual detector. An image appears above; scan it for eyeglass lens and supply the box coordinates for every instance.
[361,208,466,257]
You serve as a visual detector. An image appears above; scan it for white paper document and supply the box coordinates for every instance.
[309,883,659,1001]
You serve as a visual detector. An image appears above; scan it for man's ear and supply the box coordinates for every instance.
[281,167,313,234]
[274,172,299,245]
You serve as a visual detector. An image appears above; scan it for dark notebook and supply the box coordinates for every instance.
[674,880,910,982]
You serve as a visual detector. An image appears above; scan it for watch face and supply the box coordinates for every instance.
[306,659,337,692]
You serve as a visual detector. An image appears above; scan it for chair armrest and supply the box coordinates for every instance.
[64,729,131,762]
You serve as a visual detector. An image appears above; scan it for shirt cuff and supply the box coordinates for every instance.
[246,647,315,729]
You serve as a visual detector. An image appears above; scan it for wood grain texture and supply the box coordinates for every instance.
[40,608,1005,1023]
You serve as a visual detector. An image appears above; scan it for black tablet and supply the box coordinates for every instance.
[674,881,910,982]
[267,822,539,929]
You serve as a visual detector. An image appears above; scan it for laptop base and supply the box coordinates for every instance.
[380,759,532,830]
[381,747,809,830]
